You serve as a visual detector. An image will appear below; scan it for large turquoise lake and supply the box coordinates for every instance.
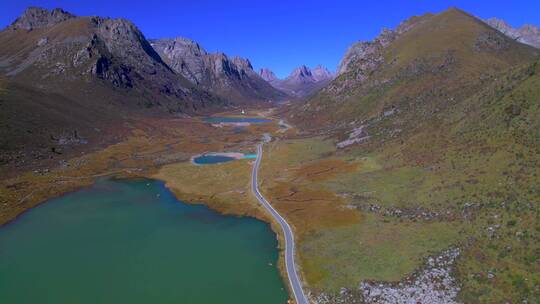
[0,179,288,304]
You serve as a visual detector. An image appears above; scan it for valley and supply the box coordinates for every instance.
[1,4,539,304]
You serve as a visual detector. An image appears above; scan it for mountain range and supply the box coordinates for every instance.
[259,65,334,97]
[150,37,286,103]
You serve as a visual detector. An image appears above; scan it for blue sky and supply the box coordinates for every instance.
[1,0,539,78]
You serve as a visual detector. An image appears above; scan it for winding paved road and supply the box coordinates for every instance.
[252,143,309,304]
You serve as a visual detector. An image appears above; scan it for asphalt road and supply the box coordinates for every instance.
[252,143,309,304]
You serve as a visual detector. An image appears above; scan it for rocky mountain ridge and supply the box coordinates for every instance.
[151,37,285,103]
[259,65,334,97]
[484,17,540,49]
[336,15,427,76]
[9,7,75,31]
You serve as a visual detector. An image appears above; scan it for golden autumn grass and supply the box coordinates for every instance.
[258,136,463,292]
[0,115,278,226]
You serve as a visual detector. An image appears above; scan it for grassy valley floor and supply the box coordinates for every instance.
[1,108,538,303]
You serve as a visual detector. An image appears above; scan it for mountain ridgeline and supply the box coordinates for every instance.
[293,8,539,129]
[150,38,286,103]
[259,65,334,98]
[484,17,540,49]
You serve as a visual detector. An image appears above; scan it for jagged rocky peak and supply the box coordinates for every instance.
[150,35,284,102]
[337,14,427,75]
[10,7,75,30]
[264,64,333,97]
[312,65,334,81]
[152,37,257,80]
[290,65,312,78]
[259,68,277,82]
[484,17,540,49]
[485,17,512,32]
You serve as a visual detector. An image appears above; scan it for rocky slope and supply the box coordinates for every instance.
[289,7,540,303]
[295,8,539,128]
[260,65,334,97]
[0,7,223,170]
[151,37,286,103]
[485,17,540,49]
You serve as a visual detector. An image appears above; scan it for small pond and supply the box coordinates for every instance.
[193,153,257,164]
[193,155,237,164]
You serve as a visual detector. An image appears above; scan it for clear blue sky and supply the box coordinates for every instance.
[1,0,539,78]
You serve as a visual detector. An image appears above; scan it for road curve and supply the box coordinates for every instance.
[252,143,309,304]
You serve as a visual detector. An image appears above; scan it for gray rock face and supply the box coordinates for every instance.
[151,38,285,102]
[484,18,540,49]
[261,65,334,97]
[10,7,75,31]
[150,37,207,84]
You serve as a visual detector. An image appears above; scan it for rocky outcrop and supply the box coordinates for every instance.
[9,7,75,31]
[260,65,334,97]
[484,18,540,49]
[313,248,461,304]
[149,37,206,84]
[337,16,426,75]
[151,38,285,102]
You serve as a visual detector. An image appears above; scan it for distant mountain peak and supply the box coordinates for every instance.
[10,7,75,30]
[259,68,277,82]
[290,65,313,78]
[484,17,540,49]
[312,65,334,81]
[260,65,333,97]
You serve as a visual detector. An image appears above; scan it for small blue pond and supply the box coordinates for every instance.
[193,155,236,164]
[193,153,257,164]
[205,117,272,123]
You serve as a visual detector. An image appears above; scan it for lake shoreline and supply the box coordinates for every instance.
[0,178,288,303]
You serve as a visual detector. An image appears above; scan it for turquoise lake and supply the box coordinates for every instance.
[193,155,237,164]
[0,179,288,304]
[193,154,257,164]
